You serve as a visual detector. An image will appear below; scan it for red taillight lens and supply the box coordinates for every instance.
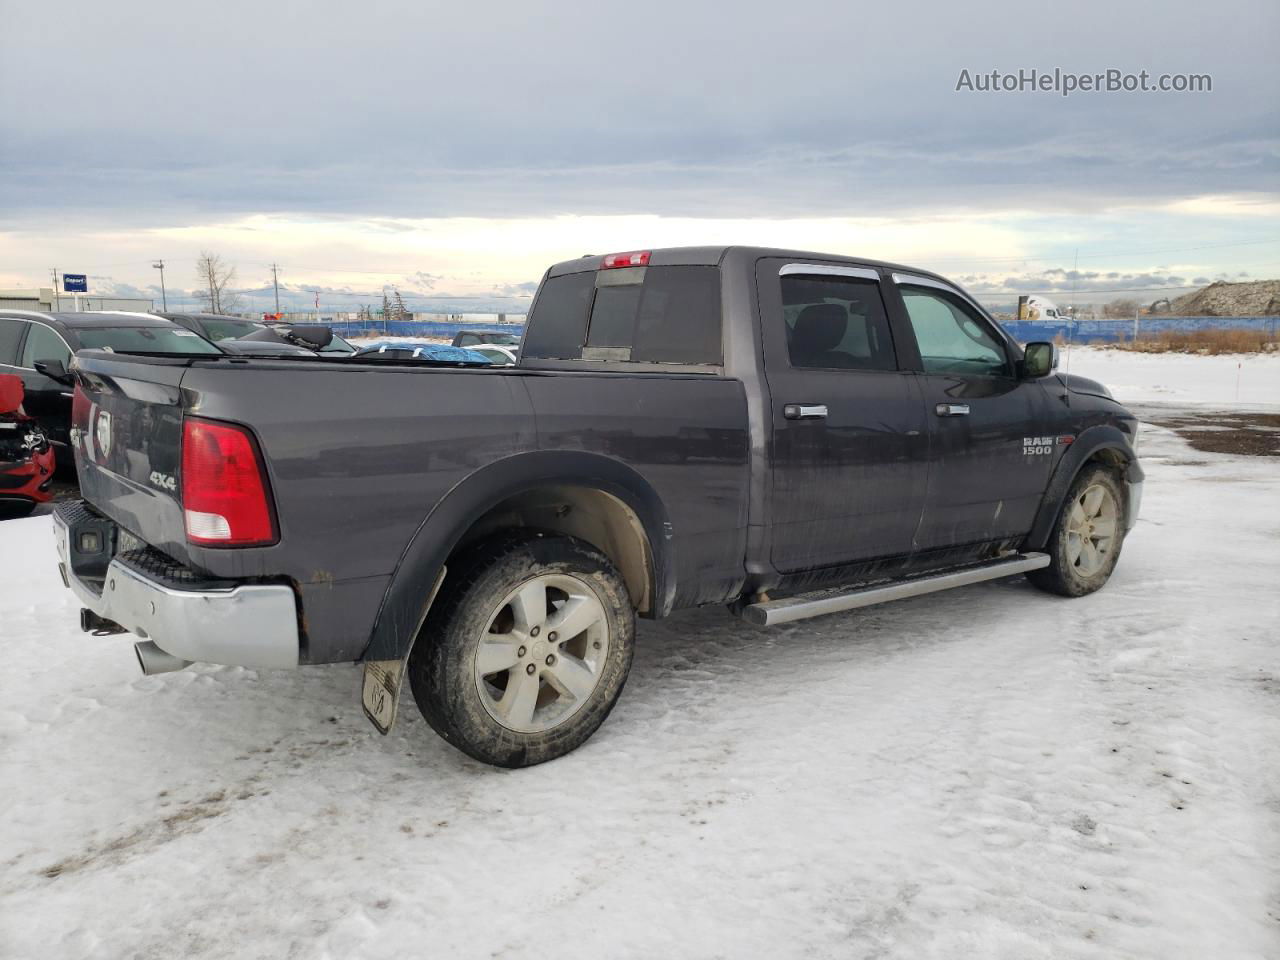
[601,250,651,269]
[181,417,276,546]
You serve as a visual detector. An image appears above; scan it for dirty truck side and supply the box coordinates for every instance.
[55,246,1142,767]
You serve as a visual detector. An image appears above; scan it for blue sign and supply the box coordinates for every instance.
[63,274,88,293]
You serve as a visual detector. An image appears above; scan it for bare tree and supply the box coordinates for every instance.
[1103,297,1139,319]
[194,251,242,314]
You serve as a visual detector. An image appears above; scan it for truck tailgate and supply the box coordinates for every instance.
[73,353,192,563]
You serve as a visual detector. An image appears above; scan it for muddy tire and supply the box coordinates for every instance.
[408,532,635,768]
[1028,464,1127,598]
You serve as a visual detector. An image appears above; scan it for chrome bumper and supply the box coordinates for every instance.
[54,511,299,669]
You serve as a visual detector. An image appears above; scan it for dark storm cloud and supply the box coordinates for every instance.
[2,0,1276,226]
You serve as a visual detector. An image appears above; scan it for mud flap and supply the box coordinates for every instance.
[362,658,406,735]
[360,566,446,735]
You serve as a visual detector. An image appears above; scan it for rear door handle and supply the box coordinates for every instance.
[784,403,828,420]
[935,403,970,417]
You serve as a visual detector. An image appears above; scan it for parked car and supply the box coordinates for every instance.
[467,344,518,365]
[156,311,268,343]
[451,329,521,348]
[354,341,494,364]
[54,246,1142,768]
[0,374,55,517]
[0,311,222,468]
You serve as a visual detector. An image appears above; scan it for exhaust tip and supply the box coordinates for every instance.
[134,641,192,676]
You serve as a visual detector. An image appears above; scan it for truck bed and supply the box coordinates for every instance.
[71,351,750,663]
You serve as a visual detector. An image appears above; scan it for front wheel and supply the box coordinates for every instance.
[1028,464,1127,597]
[408,532,635,767]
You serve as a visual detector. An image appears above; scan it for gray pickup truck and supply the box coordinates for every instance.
[54,246,1142,767]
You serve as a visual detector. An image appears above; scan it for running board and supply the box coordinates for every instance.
[740,552,1051,627]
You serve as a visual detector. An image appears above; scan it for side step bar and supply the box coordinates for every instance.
[740,552,1051,627]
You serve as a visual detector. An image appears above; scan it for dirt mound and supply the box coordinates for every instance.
[1166,279,1280,317]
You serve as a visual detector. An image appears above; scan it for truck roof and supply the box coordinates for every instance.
[546,245,946,280]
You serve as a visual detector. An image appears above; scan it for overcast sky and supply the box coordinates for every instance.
[1,0,1276,310]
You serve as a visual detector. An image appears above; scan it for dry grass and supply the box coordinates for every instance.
[1100,329,1280,355]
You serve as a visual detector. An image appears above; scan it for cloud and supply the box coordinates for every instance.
[1,0,1275,227]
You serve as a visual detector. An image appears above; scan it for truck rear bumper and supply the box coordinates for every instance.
[54,502,299,669]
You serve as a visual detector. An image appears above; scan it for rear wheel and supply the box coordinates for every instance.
[1028,464,1126,597]
[408,532,635,767]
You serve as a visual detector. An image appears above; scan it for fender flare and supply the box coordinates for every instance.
[359,450,674,662]
[1025,424,1143,550]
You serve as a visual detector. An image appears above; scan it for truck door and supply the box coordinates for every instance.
[885,274,1056,550]
[756,259,930,573]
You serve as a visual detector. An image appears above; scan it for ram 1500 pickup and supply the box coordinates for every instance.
[53,246,1142,767]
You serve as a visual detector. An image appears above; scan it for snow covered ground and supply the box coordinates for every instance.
[2,358,1279,959]
[1058,346,1280,408]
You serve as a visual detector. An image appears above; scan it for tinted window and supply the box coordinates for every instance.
[522,272,595,360]
[586,283,643,349]
[524,267,721,364]
[900,286,1008,376]
[0,319,23,365]
[631,266,721,364]
[76,327,222,355]
[20,323,72,367]
[781,275,897,371]
[457,334,478,345]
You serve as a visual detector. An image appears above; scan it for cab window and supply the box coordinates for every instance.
[781,275,897,371]
[899,286,1009,377]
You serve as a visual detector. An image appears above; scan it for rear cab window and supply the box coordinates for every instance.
[522,263,722,367]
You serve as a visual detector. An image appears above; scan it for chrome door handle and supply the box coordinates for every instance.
[935,403,970,417]
[784,403,828,420]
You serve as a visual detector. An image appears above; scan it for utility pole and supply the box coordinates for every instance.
[51,267,60,311]
[152,260,167,311]
[270,263,281,316]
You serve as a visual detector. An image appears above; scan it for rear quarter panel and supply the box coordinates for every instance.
[180,361,538,662]
[524,371,750,607]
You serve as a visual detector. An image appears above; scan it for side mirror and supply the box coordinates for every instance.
[1020,341,1057,379]
[34,358,75,386]
[283,325,333,349]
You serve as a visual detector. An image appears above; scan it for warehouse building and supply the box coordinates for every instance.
[0,288,154,313]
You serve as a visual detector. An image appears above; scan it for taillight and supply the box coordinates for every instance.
[601,251,651,269]
[181,417,277,546]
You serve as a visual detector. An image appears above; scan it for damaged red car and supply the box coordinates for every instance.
[0,374,55,518]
